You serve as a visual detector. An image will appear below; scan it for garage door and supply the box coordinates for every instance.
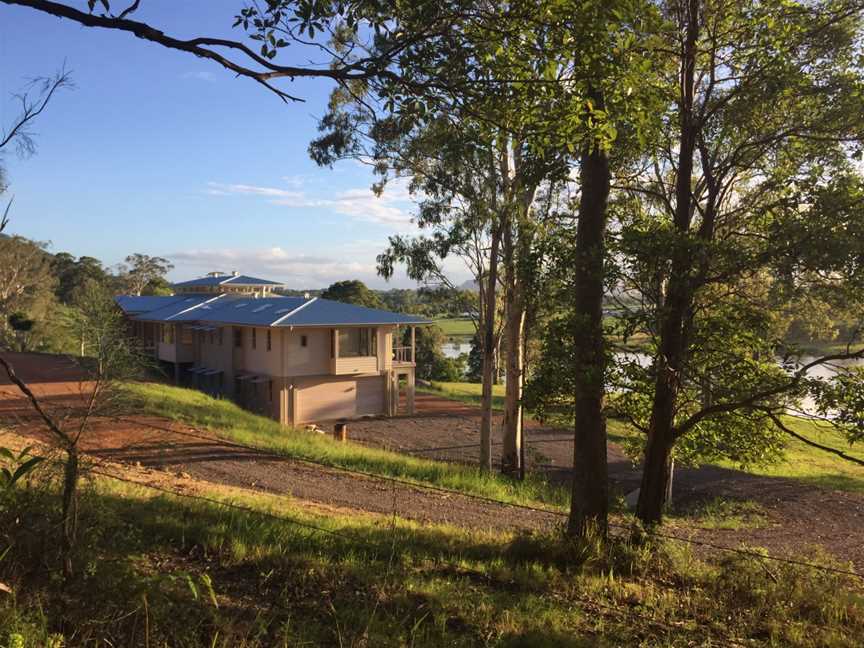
[295,376,385,423]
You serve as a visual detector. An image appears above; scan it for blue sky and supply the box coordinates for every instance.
[0,1,453,288]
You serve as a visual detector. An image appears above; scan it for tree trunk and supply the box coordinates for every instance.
[502,294,526,477]
[636,0,700,526]
[61,444,80,580]
[479,220,502,472]
[568,129,612,539]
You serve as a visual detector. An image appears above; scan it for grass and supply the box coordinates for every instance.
[426,380,506,410]
[720,417,864,493]
[669,497,770,530]
[607,413,864,494]
[124,381,568,509]
[2,468,863,647]
[434,317,476,338]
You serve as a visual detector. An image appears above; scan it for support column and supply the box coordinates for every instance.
[407,370,415,415]
[410,326,416,364]
[173,324,180,385]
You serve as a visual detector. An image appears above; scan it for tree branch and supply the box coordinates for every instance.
[0,353,70,447]
[0,66,72,151]
[764,409,864,467]
[673,348,864,438]
[0,0,391,102]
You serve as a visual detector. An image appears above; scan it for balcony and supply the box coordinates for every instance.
[392,345,415,367]
[331,356,379,375]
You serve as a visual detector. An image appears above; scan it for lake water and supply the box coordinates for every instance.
[443,341,472,359]
[617,352,863,416]
[440,344,863,415]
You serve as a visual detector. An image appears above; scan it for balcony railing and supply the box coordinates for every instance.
[392,346,414,364]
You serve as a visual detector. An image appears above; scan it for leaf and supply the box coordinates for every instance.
[200,573,219,608]
[10,457,44,486]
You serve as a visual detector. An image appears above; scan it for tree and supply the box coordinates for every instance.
[611,0,864,525]
[321,280,385,309]
[52,253,109,303]
[411,324,466,382]
[0,279,146,579]
[117,253,173,296]
[0,236,55,347]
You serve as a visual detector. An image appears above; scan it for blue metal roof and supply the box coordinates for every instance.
[172,274,282,288]
[115,295,188,314]
[222,274,282,286]
[129,295,219,321]
[193,296,308,326]
[123,293,430,328]
[276,298,431,327]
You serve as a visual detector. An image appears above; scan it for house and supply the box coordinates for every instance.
[116,273,429,426]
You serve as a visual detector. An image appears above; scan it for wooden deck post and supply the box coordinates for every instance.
[410,326,416,364]
[334,422,348,442]
[407,370,415,415]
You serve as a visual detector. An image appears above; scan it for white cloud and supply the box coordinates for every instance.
[206,178,417,230]
[182,71,217,82]
[169,245,383,289]
[206,182,303,200]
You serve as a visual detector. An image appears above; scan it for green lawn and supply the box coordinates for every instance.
[434,317,476,337]
[3,465,862,646]
[427,380,505,409]
[720,417,864,493]
[125,381,567,509]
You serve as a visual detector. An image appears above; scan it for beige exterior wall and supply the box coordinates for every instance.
[283,327,331,376]
[292,374,386,424]
[239,326,283,376]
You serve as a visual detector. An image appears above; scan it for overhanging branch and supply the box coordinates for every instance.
[764,409,864,468]
[1,0,390,103]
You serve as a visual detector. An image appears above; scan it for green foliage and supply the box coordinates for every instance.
[119,253,174,296]
[320,279,385,309]
[409,325,466,381]
[1,474,862,646]
[51,252,110,304]
[0,446,44,491]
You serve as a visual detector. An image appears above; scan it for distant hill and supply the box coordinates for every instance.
[459,279,479,292]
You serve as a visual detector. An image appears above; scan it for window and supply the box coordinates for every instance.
[266,329,272,351]
[252,328,257,349]
[338,327,375,357]
[181,327,193,345]
[209,330,214,345]
[233,328,242,348]
[218,328,223,346]
[160,325,165,343]
[301,335,308,347]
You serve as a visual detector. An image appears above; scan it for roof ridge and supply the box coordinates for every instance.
[164,294,225,320]
[270,297,317,327]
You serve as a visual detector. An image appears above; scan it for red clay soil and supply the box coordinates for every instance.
[3,352,864,571]
[0,352,558,533]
